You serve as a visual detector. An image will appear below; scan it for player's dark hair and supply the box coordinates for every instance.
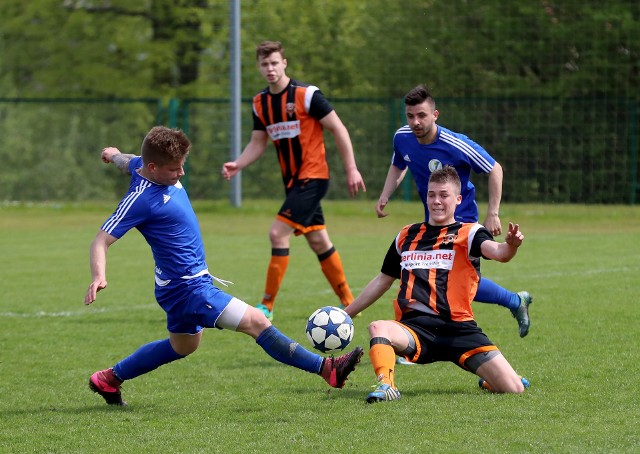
[141,126,191,166]
[429,165,461,194]
[404,84,436,110]
[256,41,285,60]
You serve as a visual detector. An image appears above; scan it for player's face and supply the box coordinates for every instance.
[405,101,439,143]
[149,158,186,186]
[426,181,461,226]
[258,52,288,87]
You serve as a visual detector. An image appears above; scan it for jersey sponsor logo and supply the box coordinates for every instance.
[401,249,455,271]
[428,159,442,172]
[266,120,301,140]
[163,194,171,204]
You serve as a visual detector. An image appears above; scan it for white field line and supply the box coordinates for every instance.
[0,303,157,318]
[2,265,635,318]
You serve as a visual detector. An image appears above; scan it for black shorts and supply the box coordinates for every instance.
[397,311,498,370]
[277,179,328,235]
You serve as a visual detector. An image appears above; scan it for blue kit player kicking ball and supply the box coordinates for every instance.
[85,126,362,406]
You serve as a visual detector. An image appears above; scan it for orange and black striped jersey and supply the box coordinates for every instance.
[380,222,493,322]
[252,79,334,188]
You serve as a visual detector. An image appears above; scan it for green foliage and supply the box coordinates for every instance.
[0,1,638,202]
[0,201,639,452]
[1,1,637,99]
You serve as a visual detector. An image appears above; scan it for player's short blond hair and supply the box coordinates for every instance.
[141,126,191,166]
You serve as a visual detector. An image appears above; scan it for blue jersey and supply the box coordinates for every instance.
[392,125,496,222]
[100,157,208,296]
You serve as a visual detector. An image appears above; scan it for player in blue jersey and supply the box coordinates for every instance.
[85,126,362,406]
[376,85,532,339]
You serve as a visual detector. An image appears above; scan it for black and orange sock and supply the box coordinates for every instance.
[261,248,289,311]
[318,247,354,306]
[369,337,396,387]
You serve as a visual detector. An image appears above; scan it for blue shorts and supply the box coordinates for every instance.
[156,275,234,334]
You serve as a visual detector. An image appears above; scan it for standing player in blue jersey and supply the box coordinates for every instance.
[85,126,363,406]
[376,85,532,338]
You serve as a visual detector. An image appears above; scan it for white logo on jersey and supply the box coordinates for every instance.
[428,159,443,172]
[163,194,171,204]
[266,120,301,141]
[403,155,411,162]
[401,250,455,271]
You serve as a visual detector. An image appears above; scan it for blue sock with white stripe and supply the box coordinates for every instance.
[256,325,323,373]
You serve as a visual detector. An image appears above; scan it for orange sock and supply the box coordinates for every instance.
[319,248,354,306]
[261,249,289,311]
[369,341,396,387]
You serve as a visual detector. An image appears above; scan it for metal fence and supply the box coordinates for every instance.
[0,97,638,204]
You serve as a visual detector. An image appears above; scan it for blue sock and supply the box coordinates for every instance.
[474,278,521,311]
[113,338,185,381]
[255,325,323,373]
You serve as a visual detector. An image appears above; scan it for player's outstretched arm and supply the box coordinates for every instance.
[221,130,269,180]
[101,147,136,175]
[85,230,118,305]
[480,222,523,263]
[376,165,407,218]
[344,272,395,318]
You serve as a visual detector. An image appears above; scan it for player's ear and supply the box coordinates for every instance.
[456,194,462,205]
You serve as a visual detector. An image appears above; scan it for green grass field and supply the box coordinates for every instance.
[1,200,638,453]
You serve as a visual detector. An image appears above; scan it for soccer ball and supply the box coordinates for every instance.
[305,306,354,353]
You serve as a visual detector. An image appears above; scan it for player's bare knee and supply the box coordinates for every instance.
[236,305,272,338]
[368,320,390,337]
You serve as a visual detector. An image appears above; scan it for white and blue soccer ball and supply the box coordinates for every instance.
[305,306,354,353]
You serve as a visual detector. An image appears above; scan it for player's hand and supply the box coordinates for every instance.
[504,222,524,247]
[345,168,366,197]
[375,198,389,218]
[221,162,240,181]
[482,213,502,236]
[84,279,107,305]
[101,147,121,164]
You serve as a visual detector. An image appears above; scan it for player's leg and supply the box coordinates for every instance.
[455,324,530,393]
[365,320,412,403]
[475,277,532,338]
[305,229,354,307]
[257,219,294,319]
[473,353,528,394]
[89,333,197,406]
[88,293,209,406]
[219,297,362,388]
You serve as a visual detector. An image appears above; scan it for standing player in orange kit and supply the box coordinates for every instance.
[222,41,366,321]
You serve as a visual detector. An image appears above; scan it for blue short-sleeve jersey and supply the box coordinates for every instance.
[100,157,207,285]
[392,125,496,222]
